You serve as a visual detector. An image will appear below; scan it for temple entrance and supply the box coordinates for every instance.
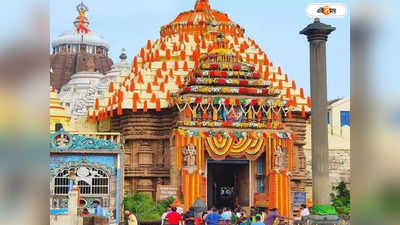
[207,160,249,209]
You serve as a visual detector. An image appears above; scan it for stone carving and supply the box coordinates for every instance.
[50,129,120,150]
[55,133,71,148]
[274,146,286,171]
[182,144,196,167]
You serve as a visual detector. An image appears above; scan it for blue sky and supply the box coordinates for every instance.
[50,0,350,99]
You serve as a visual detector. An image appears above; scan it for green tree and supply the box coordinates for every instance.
[330,181,350,219]
[124,192,174,222]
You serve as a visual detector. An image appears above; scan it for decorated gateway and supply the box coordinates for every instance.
[88,0,311,218]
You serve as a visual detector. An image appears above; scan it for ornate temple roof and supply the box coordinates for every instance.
[51,2,109,50]
[88,0,311,122]
[52,30,109,50]
[50,2,113,91]
[161,0,244,37]
[59,50,131,119]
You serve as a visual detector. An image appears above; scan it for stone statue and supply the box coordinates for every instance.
[182,144,196,168]
[274,146,284,170]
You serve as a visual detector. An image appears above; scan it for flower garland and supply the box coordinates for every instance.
[194,70,260,79]
[204,136,265,160]
[268,170,291,218]
[175,128,291,139]
[181,120,282,129]
[199,62,255,72]
[173,100,289,120]
[183,86,279,95]
[189,77,271,87]
[175,96,287,107]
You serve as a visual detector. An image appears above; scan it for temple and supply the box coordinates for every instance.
[50,2,113,91]
[49,1,318,222]
[86,0,311,217]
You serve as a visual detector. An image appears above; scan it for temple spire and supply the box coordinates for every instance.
[194,0,211,11]
[74,1,90,33]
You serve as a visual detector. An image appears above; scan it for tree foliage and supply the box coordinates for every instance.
[124,192,175,222]
[330,181,350,219]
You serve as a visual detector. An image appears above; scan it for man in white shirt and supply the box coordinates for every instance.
[161,206,172,225]
[300,204,310,219]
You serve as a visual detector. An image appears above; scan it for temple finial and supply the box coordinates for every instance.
[194,0,211,11]
[74,1,90,33]
[120,48,127,60]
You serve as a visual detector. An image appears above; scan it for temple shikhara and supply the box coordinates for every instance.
[50,0,313,222]
[50,2,113,91]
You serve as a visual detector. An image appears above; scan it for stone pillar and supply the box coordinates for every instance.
[300,18,335,205]
[170,135,179,185]
[68,188,79,225]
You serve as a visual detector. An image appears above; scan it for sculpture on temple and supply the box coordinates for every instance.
[55,133,70,148]
[274,146,287,171]
[182,144,197,172]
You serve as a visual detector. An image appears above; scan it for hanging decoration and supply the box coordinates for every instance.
[205,136,265,160]
[189,77,271,86]
[268,170,291,219]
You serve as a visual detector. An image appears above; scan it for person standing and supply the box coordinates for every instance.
[221,208,230,221]
[264,208,279,225]
[205,207,221,225]
[300,204,310,219]
[80,208,89,216]
[166,207,183,225]
[128,212,138,225]
[184,207,196,225]
[251,216,264,225]
[162,206,172,225]
[230,208,239,225]
[238,211,250,225]
[93,200,103,217]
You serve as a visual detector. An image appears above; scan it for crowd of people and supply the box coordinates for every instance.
[160,205,312,225]
[78,202,310,225]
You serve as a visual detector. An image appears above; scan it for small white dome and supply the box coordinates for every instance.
[105,49,131,80]
[52,30,110,50]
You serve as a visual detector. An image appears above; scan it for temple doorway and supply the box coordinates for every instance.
[207,160,249,209]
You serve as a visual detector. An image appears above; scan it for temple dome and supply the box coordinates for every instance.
[50,2,113,91]
[52,30,109,50]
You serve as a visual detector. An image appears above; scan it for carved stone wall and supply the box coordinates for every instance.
[283,112,309,192]
[50,52,113,90]
[111,109,177,198]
